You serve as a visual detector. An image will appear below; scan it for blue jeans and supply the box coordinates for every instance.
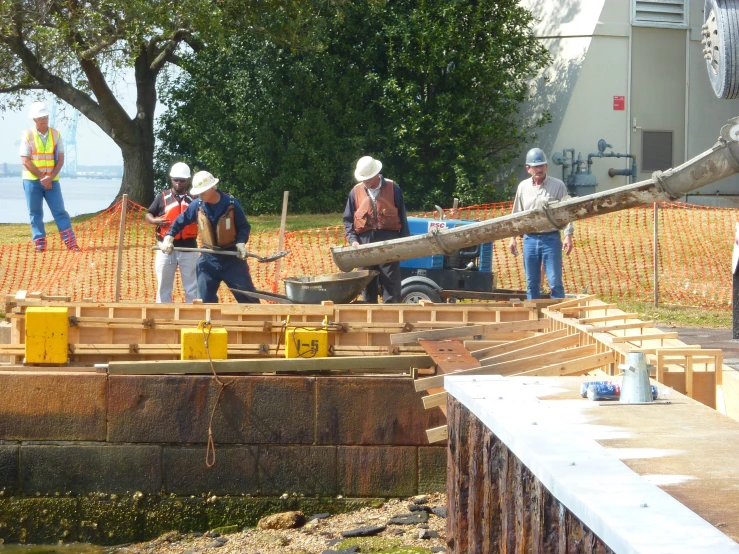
[523,232,565,299]
[23,179,72,240]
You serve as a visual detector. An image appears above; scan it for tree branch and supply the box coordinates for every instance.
[0,83,46,93]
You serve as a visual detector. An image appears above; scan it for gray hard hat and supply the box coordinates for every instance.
[525,148,547,167]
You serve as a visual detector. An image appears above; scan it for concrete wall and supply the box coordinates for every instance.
[514,0,739,198]
[0,372,446,544]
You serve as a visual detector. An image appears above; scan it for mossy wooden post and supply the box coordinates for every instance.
[114,194,128,302]
[273,191,289,293]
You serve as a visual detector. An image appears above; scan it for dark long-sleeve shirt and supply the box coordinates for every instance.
[343,178,410,245]
[167,193,251,245]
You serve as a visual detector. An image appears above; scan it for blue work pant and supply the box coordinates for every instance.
[197,254,260,304]
[523,232,565,299]
[23,179,72,240]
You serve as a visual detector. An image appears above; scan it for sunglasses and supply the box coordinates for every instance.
[172,178,188,183]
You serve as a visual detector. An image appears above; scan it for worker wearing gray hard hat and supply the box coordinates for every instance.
[343,156,410,303]
[508,147,574,299]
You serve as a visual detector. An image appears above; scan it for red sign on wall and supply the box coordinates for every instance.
[613,96,625,110]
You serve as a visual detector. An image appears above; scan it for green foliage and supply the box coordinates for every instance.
[156,0,550,213]
[614,300,731,329]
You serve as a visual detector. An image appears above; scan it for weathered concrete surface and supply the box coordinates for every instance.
[0,445,18,491]
[162,445,259,495]
[338,446,417,497]
[108,375,316,444]
[0,372,106,441]
[259,445,337,496]
[317,377,447,445]
[419,446,447,495]
[21,445,162,495]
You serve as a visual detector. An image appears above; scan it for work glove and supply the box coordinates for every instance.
[160,235,175,254]
[236,243,248,260]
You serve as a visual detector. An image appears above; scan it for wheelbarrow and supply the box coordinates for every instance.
[230,270,379,304]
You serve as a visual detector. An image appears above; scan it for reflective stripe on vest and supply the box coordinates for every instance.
[21,128,60,181]
[157,190,198,240]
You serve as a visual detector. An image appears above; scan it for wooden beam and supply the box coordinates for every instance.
[415,345,597,390]
[426,425,448,443]
[559,303,618,315]
[391,319,550,345]
[469,329,568,359]
[546,294,598,310]
[513,351,616,377]
[478,333,580,365]
[422,391,448,409]
[609,332,679,344]
[578,313,638,324]
[587,321,655,333]
[108,354,433,375]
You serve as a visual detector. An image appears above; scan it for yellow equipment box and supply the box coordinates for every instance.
[25,307,69,364]
[285,317,329,359]
[181,322,228,360]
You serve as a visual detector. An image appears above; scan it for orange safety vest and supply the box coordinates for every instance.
[22,128,61,181]
[353,179,401,235]
[198,195,237,248]
[156,190,198,240]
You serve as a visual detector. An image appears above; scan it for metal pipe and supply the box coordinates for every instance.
[331,117,739,271]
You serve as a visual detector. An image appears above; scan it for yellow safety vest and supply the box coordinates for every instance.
[22,128,61,181]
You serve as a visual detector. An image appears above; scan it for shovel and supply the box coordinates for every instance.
[151,246,290,263]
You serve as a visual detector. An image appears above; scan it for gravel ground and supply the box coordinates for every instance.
[115,494,447,554]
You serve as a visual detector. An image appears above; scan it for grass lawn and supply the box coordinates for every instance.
[611,300,731,329]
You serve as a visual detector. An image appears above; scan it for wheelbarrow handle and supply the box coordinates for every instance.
[151,246,290,263]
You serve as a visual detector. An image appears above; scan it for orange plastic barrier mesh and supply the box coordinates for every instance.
[0,199,736,308]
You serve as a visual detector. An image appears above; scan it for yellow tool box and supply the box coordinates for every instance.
[181,321,228,360]
[285,316,329,359]
[25,307,69,364]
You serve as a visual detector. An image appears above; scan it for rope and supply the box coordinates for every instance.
[200,320,232,468]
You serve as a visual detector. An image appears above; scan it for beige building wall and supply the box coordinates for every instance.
[517,0,739,200]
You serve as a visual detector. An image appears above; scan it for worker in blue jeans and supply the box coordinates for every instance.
[508,148,574,299]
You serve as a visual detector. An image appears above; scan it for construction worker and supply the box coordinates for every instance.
[20,101,79,252]
[162,171,259,304]
[146,162,199,303]
[508,147,574,299]
[343,156,410,303]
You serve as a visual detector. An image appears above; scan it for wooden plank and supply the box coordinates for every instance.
[478,333,580,365]
[108,354,433,375]
[513,351,616,377]
[426,425,448,443]
[469,329,568,360]
[391,319,550,345]
[578,313,639,324]
[588,321,655,333]
[630,345,702,354]
[415,345,597,390]
[422,391,448,409]
[609,332,679,344]
[559,303,618,315]
[419,340,480,373]
[546,294,598,310]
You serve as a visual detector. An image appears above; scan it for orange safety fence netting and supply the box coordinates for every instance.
[0,199,736,308]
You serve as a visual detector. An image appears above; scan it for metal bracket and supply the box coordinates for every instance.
[538,203,565,230]
[429,227,458,255]
[651,169,679,200]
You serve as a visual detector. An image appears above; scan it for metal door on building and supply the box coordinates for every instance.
[630,26,686,177]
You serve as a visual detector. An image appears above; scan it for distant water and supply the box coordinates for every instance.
[0,177,122,224]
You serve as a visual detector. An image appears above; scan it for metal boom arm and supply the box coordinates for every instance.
[331,117,739,272]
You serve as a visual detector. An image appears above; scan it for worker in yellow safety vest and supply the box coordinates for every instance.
[19,101,79,252]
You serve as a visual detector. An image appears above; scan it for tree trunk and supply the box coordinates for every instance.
[118,144,156,208]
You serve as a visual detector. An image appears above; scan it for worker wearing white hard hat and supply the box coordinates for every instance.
[161,171,260,304]
[146,162,199,303]
[19,101,80,252]
[343,156,410,303]
[508,147,574,299]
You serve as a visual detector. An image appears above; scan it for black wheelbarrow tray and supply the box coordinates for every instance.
[230,270,379,304]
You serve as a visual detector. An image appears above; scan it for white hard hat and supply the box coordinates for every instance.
[190,171,219,195]
[29,101,49,119]
[354,156,382,182]
[169,162,191,180]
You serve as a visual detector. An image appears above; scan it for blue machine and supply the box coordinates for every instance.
[399,217,495,303]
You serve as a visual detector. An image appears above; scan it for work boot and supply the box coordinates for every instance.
[60,228,81,252]
[33,237,47,252]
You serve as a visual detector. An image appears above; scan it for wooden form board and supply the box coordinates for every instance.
[5,299,537,366]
